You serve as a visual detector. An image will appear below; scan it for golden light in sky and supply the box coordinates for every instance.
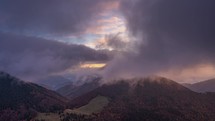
[83,0,129,50]
[159,64,215,83]
[80,63,106,69]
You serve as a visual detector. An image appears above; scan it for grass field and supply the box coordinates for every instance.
[65,95,109,115]
[33,95,110,121]
[33,113,61,121]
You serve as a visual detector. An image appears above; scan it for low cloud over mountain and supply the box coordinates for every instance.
[0,32,109,81]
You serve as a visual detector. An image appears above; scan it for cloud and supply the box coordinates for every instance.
[103,0,215,82]
[0,32,109,81]
[85,16,126,35]
[95,33,128,50]
[0,0,117,36]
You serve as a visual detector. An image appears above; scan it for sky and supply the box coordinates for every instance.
[0,0,215,83]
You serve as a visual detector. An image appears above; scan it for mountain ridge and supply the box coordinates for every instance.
[1,72,215,121]
[0,71,69,121]
[183,78,215,93]
[69,77,215,121]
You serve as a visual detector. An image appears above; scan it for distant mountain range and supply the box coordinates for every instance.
[1,72,215,121]
[36,75,73,90]
[57,76,101,99]
[183,79,215,93]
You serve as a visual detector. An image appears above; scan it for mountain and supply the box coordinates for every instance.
[0,72,69,121]
[57,75,101,99]
[36,75,73,90]
[68,77,215,121]
[2,73,215,121]
[184,79,215,93]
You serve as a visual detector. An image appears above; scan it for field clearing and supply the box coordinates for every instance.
[33,95,109,121]
[33,113,61,121]
[65,95,109,115]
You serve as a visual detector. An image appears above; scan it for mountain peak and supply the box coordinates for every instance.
[111,76,190,92]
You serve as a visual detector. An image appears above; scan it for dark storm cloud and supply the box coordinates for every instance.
[0,0,114,35]
[103,0,215,79]
[0,32,109,81]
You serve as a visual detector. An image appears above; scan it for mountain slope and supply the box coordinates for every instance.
[69,77,215,121]
[184,79,215,93]
[36,75,73,90]
[57,76,100,99]
[0,72,69,121]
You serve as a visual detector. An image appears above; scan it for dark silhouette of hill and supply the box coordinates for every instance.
[0,72,69,121]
